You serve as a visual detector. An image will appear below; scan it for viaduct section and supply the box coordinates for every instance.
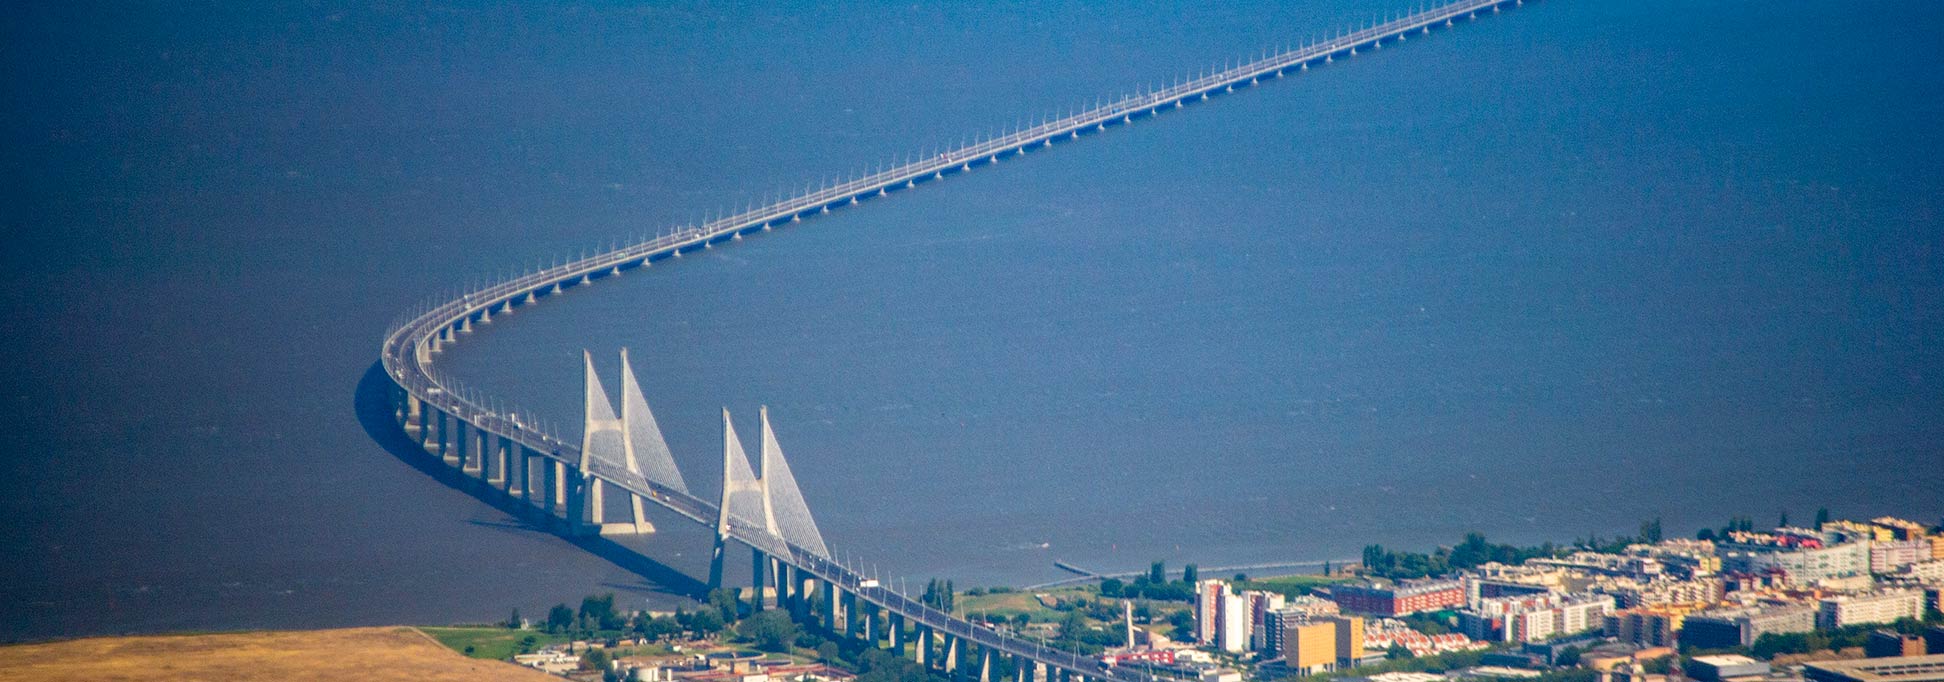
[377,2,1526,681]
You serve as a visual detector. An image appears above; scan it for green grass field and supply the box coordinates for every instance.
[955,586,1094,623]
[1232,573,1350,598]
[418,627,573,660]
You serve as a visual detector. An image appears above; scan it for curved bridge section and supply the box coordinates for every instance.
[378,2,1524,681]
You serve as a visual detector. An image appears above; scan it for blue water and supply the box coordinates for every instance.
[3,1,1941,642]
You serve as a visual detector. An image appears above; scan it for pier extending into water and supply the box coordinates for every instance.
[379,2,1528,680]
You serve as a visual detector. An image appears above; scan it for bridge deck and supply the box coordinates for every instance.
[379,1,1522,679]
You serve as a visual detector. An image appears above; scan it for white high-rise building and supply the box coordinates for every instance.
[1195,579,1228,646]
[1817,590,1922,629]
[1219,591,1250,653]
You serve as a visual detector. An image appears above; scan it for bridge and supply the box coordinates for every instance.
[377,2,1526,680]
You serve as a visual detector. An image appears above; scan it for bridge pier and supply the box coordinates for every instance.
[435,411,449,458]
[887,612,903,651]
[913,625,930,668]
[544,458,565,522]
[416,403,431,449]
[790,564,806,617]
[943,634,960,674]
[564,467,586,532]
[492,436,511,488]
[774,557,790,613]
[512,446,532,499]
[979,649,993,682]
[465,425,483,475]
[576,476,606,534]
[801,573,818,623]
[769,555,784,611]
[781,561,795,612]
[824,579,842,633]
[800,573,814,622]
[851,597,869,642]
[452,420,468,467]
[750,549,767,612]
[455,423,470,470]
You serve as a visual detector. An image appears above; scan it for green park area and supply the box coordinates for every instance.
[418,626,577,661]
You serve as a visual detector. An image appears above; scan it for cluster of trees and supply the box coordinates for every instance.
[523,590,745,641]
[1050,608,1124,655]
[920,579,956,613]
[1696,515,1762,542]
[737,610,798,652]
[961,586,1013,597]
[1574,517,1700,555]
[1694,510,1842,542]
[582,648,617,678]
[537,593,629,634]
[1362,532,1560,580]
[1098,561,1198,601]
[851,648,953,682]
[1742,616,1941,659]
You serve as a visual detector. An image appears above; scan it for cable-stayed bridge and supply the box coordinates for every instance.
[378,2,1526,680]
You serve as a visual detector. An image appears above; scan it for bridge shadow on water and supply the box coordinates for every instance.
[353,361,708,601]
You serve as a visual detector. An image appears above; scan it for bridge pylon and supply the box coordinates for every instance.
[574,350,655,536]
[707,407,780,592]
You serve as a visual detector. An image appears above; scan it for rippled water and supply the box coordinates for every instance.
[4,0,1941,642]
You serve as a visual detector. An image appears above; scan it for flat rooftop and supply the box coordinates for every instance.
[1695,655,1765,667]
[1805,655,1944,682]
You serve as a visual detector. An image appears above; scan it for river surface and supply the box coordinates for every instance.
[4,1,1942,643]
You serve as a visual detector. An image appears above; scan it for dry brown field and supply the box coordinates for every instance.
[0,626,561,682]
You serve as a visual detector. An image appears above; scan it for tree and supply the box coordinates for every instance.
[583,648,612,672]
[1013,613,1031,629]
[1234,573,1247,583]
[1182,564,1198,584]
[547,603,575,633]
[683,608,726,638]
[1364,545,1387,571]
[1779,510,1790,528]
[708,588,740,623]
[643,614,679,641]
[508,608,524,629]
[1696,528,1716,541]
[1056,610,1088,645]
[1815,508,1831,528]
[1149,561,1166,585]
[1556,647,1582,667]
[817,641,841,663]
[1099,578,1124,598]
[1323,561,1332,576]
[1387,643,1415,660]
[1640,518,1663,544]
[581,593,622,631]
[740,610,799,652]
[1643,655,1676,675]
[923,579,942,610]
